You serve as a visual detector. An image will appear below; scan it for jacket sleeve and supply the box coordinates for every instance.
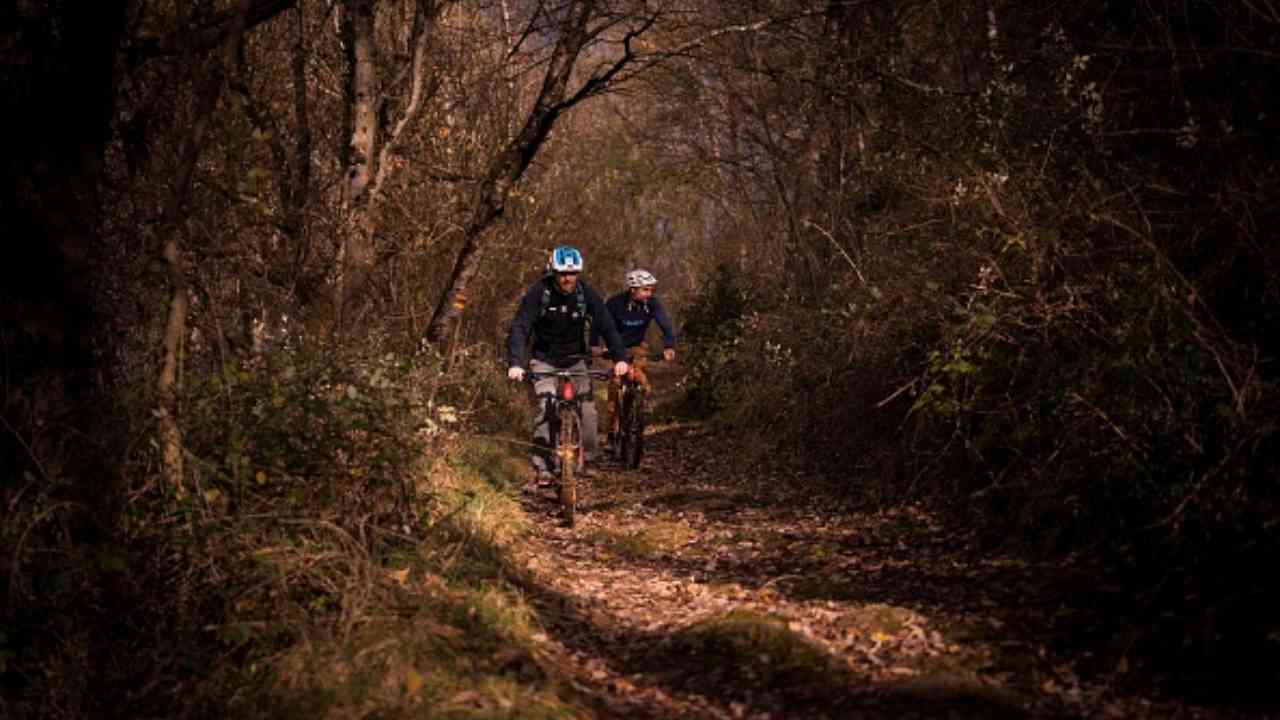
[651,297,677,349]
[589,293,620,348]
[584,284,627,360]
[505,284,539,368]
[588,296,605,348]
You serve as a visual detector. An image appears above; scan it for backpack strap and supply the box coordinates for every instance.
[537,276,587,319]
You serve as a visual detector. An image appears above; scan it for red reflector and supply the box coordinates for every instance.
[560,380,575,401]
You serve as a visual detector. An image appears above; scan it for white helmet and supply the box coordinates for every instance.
[625,269,657,288]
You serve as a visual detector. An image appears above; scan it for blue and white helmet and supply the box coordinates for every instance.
[625,269,657,288]
[548,245,584,273]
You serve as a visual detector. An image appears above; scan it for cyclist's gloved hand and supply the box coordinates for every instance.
[613,361,629,377]
[590,345,604,358]
[663,348,675,362]
[507,366,525,382]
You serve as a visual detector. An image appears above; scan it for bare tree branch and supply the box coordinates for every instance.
[132,0,298,60]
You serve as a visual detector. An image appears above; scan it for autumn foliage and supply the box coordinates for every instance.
[2,0,1277,717]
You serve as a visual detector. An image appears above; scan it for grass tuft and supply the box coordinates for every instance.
[212,436,587,719]
[584,520,694,559]
[648,609,855,701]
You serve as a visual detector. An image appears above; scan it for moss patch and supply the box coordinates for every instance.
[585,520,695,560]
[834,602,920,639]
[450,437,529,492]
[429,440,531,552]
[262,608,580,720]
[646,610,856,704]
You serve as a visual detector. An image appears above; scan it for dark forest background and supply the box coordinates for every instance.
[3,1,1277,717]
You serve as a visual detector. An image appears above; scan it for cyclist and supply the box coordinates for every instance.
[507,245,630,483]
[589,268,676,453]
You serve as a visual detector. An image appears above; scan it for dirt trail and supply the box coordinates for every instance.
[507,364,1232,720]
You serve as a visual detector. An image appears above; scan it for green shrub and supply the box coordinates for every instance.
[680,262,751,417]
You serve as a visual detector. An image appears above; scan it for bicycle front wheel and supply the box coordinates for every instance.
[557,405,580,526]
[620,389,646,470]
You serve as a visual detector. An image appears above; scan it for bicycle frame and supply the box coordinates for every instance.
[527,364,610,526]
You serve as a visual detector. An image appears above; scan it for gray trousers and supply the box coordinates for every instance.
[529,358,599,472]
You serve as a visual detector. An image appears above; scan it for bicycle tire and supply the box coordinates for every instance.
[620,388,646,470]
[558,405,580,526]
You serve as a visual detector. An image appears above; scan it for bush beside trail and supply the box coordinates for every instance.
[671,2,1279,692]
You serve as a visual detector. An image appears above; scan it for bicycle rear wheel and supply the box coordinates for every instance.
[620,388,646,470]
[557,405,580,525]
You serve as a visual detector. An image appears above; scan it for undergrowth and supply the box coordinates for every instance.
[670,2,1280,696]
[1,341,580,719]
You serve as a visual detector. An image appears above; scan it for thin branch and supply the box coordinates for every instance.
[803,219,867,286]
[876,380,918,409]
[1067,391,1147,458]
[372,0,445,198]
[0,413,50,487]
[557,14,656,107]
[1085,42,1280,60]
[9,502,80,606]
[1142,436,1251,532]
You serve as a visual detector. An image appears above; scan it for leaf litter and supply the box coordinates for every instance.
[499,365,1251,720]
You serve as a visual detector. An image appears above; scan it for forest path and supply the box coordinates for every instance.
[506,363,1215,720]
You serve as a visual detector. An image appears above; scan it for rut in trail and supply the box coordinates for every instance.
[503,365,1219,720]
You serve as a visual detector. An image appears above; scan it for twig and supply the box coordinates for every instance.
[759,574,801,591]
[1142,436,1250,531]
[803,219,868,286]
[9,501,78,606]
[1092,201,1251,412]
[875,380,917,409]
[1067,391,1146,457]
[869,218,944,241]
[0,412,50,487]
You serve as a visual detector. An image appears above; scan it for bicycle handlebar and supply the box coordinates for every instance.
[588,350,671,363]
[525,368,613,382]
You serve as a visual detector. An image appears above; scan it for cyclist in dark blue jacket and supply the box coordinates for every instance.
[589,269,676,451]
[507,245,629,482]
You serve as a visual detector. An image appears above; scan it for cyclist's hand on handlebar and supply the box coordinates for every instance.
[590,345,604,358]
[507,366,525,382]
[663,348,675,362]
[613,361,629,377]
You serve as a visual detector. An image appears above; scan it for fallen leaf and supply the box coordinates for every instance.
[404,669,424,696]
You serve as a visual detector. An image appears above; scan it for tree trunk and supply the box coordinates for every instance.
[1,0,131,517]
[334,0,442,336]
[156,0,255,498]
[334,0,379,333]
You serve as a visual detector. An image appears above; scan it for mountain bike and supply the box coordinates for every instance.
[615,371,647,470]
[527,363,612,526]
[602,350,667,470]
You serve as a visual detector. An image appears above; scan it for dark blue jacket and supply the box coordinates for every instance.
[590,292,676,351]
[507,277,627,368]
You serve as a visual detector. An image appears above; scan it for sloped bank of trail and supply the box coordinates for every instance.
[505,364,1258,720]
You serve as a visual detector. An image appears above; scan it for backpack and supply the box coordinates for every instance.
[538,276,587,320]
